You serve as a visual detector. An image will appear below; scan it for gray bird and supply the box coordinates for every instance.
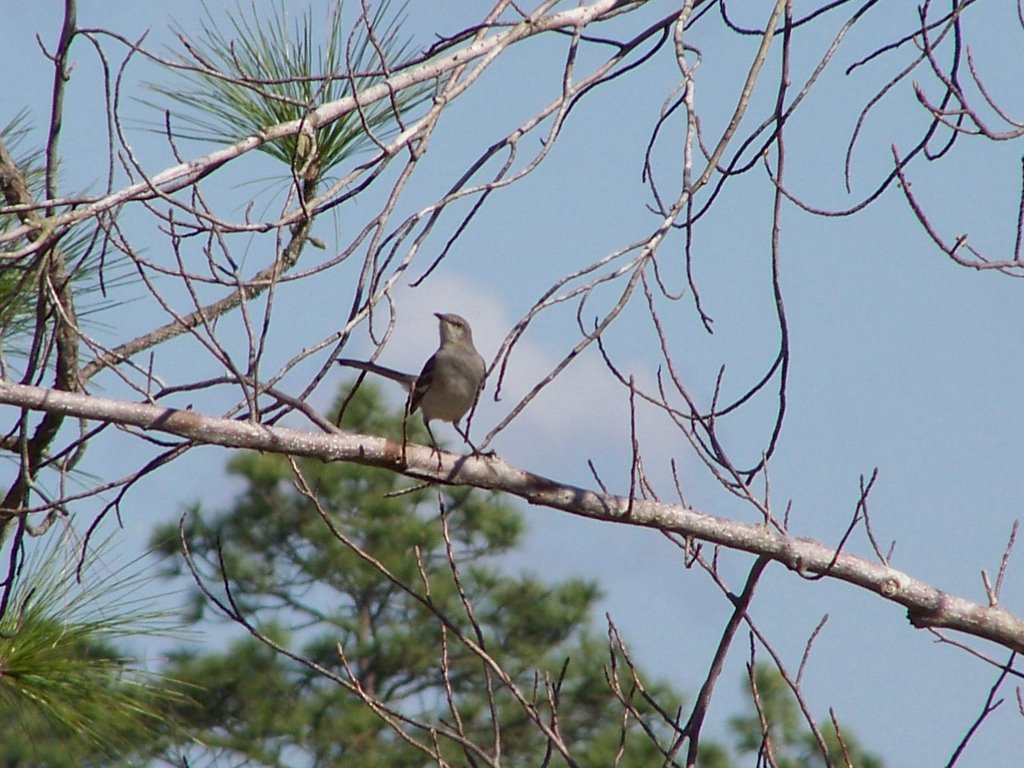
[337,312,485,447]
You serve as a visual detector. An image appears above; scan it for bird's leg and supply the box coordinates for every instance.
[423,417,445,469]
[454,422,490,456]
[400,410,410,465]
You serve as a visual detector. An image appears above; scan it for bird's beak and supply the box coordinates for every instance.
[433,312,444,321]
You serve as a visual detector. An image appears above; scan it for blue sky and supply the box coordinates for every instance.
[4,1,1024,764]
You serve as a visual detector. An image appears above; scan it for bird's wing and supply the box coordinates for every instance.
[409,353,437,413]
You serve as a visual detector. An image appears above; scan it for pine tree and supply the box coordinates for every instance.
[149,382,684,766]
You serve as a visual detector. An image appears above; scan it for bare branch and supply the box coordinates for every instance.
[4,379,1024,655]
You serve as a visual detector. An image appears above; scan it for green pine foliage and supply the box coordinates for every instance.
[149,381,684,766]
[148,1,431,179]
[0,533,187,767]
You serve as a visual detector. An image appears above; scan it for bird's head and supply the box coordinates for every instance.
[435,312,473,345]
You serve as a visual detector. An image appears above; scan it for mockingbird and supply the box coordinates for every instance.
[337,313,485,447]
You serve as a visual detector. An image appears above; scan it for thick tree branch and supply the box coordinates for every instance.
[0,12,83,527]
[2,378,1022,655]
